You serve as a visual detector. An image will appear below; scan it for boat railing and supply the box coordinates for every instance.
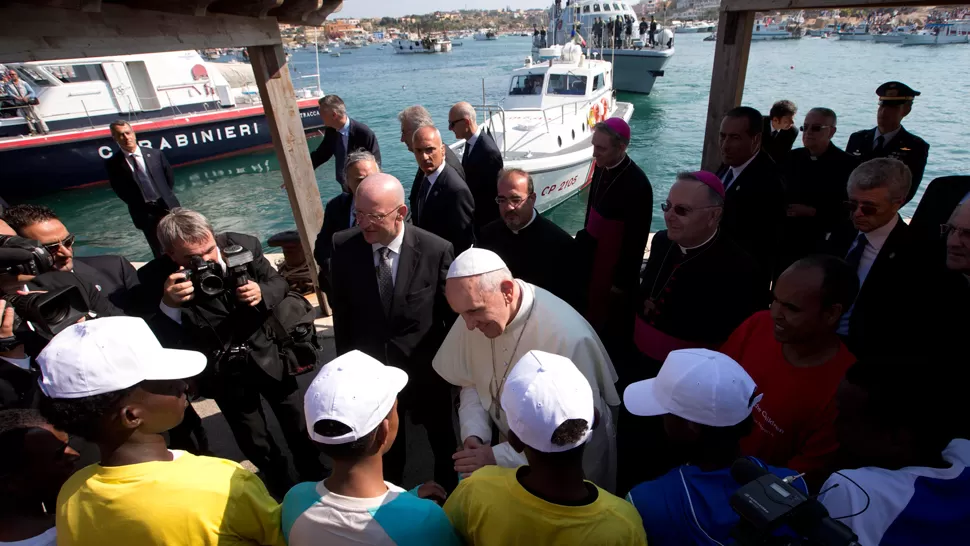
[470,102,508,158]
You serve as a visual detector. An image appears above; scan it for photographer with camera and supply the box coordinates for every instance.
[136,208,324,495]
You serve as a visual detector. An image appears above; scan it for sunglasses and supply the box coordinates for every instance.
[799,124,832,133]
[661,201,720,216]
[42,234,76,254]
[447,119,464,130]
[843,200,880,216]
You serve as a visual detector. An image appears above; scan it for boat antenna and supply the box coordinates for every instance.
[314,27,322,96]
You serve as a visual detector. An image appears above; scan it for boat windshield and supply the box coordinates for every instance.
[510,74,545,96]
[12,66,54,87]
[548,74,587,95]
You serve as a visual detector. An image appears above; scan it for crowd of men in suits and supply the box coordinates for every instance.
[1,83,969,546]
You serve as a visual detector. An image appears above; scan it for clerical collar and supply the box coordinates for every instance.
[511,209,538,234]
[604,154,629,171]
[678,228,718,254]
[505,279,535,333]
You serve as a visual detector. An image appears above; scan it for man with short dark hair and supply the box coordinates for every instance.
[281,351,459,545]
[624,349,807,546]
[780,107,859,269]
[477,168,576,305]
[721,255,858,485]
[818,359,970,545]
[762,100,798,163]
[846,81,929,203]
[4,204,140,313]
[310,94,381,188]
[582,118,653,340]
[409,126,475,253]
[444,350,647,546]
[717,106,786,282]
[104,120,179,258]
[449,102,504,232]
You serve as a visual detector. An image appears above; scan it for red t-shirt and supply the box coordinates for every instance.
[720,311,856,477]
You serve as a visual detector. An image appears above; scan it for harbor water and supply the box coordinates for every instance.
[27,34,970,262]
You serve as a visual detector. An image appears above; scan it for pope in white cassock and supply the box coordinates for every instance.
[433,248,621,492]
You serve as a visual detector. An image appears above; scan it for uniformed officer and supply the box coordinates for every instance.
[845,81,929,203]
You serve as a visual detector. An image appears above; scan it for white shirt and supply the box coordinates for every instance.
[337,118,350,152]
[873,126,902,148]
[510,209,537,234]
[837,214,899,335]
[125,146,148,174]
[465,124,484,154]
[159,249,227,325]
[423,160,447,192]
[372,225,405,285]
[723,152,757,190]
[0,355,31,371]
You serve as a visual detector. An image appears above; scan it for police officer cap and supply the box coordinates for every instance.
[876,81,920,106]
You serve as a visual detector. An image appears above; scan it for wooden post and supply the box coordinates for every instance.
[700,9,754,171]
[248,44,324,301]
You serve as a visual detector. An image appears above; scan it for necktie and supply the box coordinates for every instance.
[335,131,347,185]
[414,176,432,224]
[129,153,160,203]
[722,169,735,190]
[772,130,779,138]
[844,233,868,272]
[462,139,472,166]
[376,247,393,315]
[874,135,885,152]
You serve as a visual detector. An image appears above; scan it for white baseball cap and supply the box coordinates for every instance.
[304,350,408,445]
[37,317,207,399]
[623,348,762,427]
[501,350,594,453]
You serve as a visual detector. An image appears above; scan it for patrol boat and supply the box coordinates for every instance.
[452,42,633,212]
[0,50,323,198]
[900,20,970,46]
[534,0,674,95]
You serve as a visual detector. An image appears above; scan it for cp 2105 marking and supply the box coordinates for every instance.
[541,175,579,196]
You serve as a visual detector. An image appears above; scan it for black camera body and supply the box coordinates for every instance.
[184,245,255,301]
[0,235,55,276]
[730,459,861,546]
[223,245,254,289]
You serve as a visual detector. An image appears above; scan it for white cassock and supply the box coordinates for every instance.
[433,279,621,492]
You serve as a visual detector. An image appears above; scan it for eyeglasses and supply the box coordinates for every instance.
[42,234,76,254]
[495,195,531,208]
[843,200,880,216]
[941,223,970,243]
[447,119,464,130]
[799,124,832,133]
[661,201,720,216]
[354,206,402,225]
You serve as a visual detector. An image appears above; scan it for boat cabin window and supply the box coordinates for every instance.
[612,3,621,10]
[510,74,545,96]
[593,4,600,11]
[592,73,605,91]
[622,3,629,9]
[602,4,611,11]
[10,67,53,87]
[547,74,587,95]
[46,64,107,84]
[583,5,590,12]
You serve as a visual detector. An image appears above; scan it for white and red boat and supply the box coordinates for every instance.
[0,51,324,199]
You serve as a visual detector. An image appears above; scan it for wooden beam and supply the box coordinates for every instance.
[117,0,216,16]
[303,0,343,26]
[0,2,281,63]
[722,0,969,11]
[700,9,754,171]
[208,0,283,19]
[81,0,102,12]
[247,43,324,297]
[269,0,322,25]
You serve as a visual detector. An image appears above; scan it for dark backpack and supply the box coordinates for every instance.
[264,291,321,376]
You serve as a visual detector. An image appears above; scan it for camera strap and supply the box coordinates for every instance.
[678,465,727,546]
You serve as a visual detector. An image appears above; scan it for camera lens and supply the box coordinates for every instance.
[199,273,224,296]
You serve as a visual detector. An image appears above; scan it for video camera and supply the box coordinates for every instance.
[730,458,861,546]
[184,244,254,301]
[0,236,90,348]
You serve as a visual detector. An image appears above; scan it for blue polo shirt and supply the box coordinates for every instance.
[626,459,807,546]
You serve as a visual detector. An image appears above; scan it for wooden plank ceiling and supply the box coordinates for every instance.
[15,0,345,26]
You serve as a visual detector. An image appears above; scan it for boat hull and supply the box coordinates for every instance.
[0,99,323,198]
[900,35,969,46]
[751,32,801,40]
[837,34,874,41]
[872,34,905,43]
[587,49,674,94]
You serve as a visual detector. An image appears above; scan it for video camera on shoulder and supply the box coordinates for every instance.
[729,458,860,546]
[0,234,55,276]
[184,244,254,301]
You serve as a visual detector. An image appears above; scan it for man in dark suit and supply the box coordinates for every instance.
[312,150,380,294]
[762,99,799,164]
[105,120,180,258]
[909,176,970,256]
[717,106,786,282]
[846,81,929,203]
[409,126,475,253]
[397,105,466,209]
[329,173,457,490]
[3,204,140,313]
[136,208,324,495]
[449,101,503,232]
[829,158,921,359]
[310,94,381,188]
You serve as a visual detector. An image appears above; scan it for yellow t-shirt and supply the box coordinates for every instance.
[444,466,647,545]
[56,451,285,546]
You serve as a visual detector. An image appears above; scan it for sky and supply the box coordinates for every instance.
[335,1,550,19]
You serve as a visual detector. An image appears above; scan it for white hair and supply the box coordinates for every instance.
[847,158,912,203]
[156,208,214,253]
[478,268,513,292]
[398,105,433,131]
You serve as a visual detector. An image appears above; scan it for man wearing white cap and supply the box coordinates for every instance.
[281,350,460,546]
[35,317,286,546]
[444,350,646,545]
[433,247,620,492]
[623,349,806,546]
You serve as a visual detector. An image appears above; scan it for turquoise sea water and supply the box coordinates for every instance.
[27,35,970,261]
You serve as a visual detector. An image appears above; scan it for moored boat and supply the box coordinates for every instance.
[837,23,874,41]
[473,29,498,40]
[900,20,970,46]
[752,18,802,40]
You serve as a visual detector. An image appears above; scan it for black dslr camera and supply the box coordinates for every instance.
[730,458,861,546]
[0,235,55,276]
[184,244,254,300]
